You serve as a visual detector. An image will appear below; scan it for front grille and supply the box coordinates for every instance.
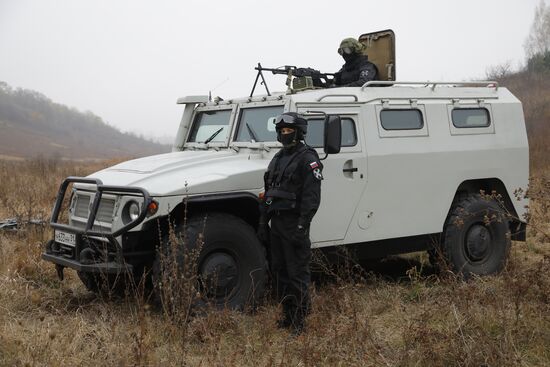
[97,198,115,223]
[72,193,115,225]
[74,195,90,218]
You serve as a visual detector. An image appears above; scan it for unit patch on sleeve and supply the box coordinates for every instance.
[309,161,319,170]
[312,168,323,180]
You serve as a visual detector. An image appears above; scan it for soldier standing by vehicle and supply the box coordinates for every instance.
[333,37,378,87]
[257,112,323,335]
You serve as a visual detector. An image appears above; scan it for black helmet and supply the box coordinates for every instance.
[274,112,308,137]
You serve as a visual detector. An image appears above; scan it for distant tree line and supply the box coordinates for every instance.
[485,0,550,170]
[524,0,550,73]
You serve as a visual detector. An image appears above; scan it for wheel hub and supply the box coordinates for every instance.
[200,252,238,299]
[465,224,491,262]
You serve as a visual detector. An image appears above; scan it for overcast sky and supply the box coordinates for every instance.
[0,0,541,141]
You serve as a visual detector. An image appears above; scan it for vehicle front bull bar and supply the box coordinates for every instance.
[44,176,152,275]
[50,176,151,237]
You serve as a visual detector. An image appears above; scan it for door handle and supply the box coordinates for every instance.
[342,167,358,173]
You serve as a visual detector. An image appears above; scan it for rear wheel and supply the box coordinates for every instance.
[440,194,511,278]
[153,212,267,310]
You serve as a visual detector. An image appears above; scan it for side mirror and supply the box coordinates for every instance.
[324,115,341,155]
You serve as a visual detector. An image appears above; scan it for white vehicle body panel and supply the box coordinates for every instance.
[75,83,528,249]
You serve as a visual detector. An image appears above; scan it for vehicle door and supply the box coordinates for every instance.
[297,105,367,244]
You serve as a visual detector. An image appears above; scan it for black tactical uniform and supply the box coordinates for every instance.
[258,113,323,334]
[333,37,378,87]
[334,54,378,87]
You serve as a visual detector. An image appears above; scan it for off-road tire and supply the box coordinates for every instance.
[77,263,149,298]
[77,272,128,297]
[441,193,511,278]
[153,212,267,310]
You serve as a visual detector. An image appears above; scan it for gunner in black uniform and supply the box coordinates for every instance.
[333,37,378,87]
[257,112,323,335]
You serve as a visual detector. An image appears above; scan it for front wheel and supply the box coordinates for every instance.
[77,265,148,298]
[153,212,267,310]
[440,194,511,278]
[78,272,127,297]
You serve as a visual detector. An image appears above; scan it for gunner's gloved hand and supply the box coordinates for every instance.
[292,219,310,244]
[257,221,270,243]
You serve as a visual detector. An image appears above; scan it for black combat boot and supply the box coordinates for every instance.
[290,309,306,336]
[276,302,293,329]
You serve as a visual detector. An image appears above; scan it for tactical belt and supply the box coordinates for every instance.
[265,188,296,201]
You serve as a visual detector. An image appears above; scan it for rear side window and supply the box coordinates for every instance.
[380,109,423,130]
[305,118,357,147]
[452,108,490,128]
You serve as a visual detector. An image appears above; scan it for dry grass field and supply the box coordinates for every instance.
[0,150,549,366]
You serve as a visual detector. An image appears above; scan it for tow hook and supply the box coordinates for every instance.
[55,264,65,281]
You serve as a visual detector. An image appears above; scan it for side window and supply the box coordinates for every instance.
[305,118,357,148]
[380,109,423,130]
[187,109,232,143]
[447,103,494,136]
[452,108,490,128]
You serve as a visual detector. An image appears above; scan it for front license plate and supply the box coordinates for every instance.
[55,230,76,247]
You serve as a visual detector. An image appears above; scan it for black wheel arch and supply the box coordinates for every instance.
[447,178,525,241]
[125,192,262,266]
[167,192,262,231]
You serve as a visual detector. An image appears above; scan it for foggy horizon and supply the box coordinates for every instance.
[0,0,541,140]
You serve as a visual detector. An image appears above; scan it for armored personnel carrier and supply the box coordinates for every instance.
[43,30,528,308]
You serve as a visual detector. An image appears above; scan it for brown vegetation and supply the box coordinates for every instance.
[493,70,550,172]
[0,154,549,366]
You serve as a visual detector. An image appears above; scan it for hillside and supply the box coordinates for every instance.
[0,81,170,160]
[494,70,550,170]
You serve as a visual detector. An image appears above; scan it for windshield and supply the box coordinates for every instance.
[234,105,284,142]
[187,109,232,143]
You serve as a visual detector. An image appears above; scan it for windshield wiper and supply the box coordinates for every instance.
[246,123,259,143]
[203,127,224,144]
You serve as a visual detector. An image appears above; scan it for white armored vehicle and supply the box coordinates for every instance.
[44,30,528,308]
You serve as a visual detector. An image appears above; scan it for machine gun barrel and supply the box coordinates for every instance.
[250,63,335,97]
[254,65,334,78]
[254,65,297,75]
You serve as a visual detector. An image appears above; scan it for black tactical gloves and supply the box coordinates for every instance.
[292,218,310,244]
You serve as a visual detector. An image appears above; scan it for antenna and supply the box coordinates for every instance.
[208,77,229,102]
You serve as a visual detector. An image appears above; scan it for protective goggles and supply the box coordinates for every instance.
[274,114,299,125]
[338,47,353,55]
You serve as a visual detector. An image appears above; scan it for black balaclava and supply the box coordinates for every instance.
[277,129,298,150]
[342,51,358,63]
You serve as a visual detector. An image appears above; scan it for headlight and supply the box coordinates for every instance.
[122,200,141,224]
[128,201,140,221]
